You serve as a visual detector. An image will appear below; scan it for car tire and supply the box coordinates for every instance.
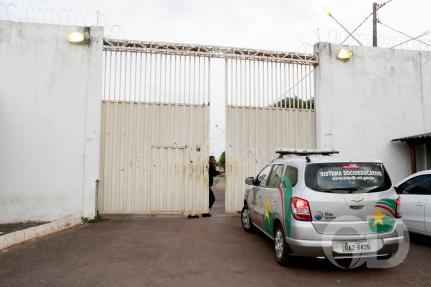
[241,205,255,233]
[274,224,289,266]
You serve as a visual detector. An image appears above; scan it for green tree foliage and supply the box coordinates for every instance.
[272,97,315,109]
[217,151,225,169]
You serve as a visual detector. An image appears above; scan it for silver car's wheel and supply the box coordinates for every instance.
[274,224,289,266]
[275,229,284,259]
[241,206,255,233]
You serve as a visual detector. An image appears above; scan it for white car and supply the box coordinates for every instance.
[395,170,431,236]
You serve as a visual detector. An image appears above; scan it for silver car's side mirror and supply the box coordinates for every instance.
[245,177,255,185]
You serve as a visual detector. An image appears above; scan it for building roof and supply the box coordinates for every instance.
[391,132,431,144]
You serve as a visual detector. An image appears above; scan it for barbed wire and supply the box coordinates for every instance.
[0,1,124,38]
[294,28,431,53]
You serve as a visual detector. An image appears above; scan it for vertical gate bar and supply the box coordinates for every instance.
[153,53,157,103]
[117,51,121,101]
[274,62,277,108]
[188,56,192,104]
[296,64,299,109]
[226,59,229,106]
[197,57,201,105]
[266,61,269,108]
[243,60,245,107]
[252,60,256,107]
[234,59,236,107]
[244,60,247,107]
[231,59,234,107]
[179,56,183,104]
[257,61,261,107]
[310,66,314,110]
[155,53,158,103]
[248,60,251,107]
[184,56,188,106]
[149,53,153,103]
[108,51,112,101]
[103,51,107,101]
[144,52,147,102]
[164,54,168,103]
[207,57,211,105]
[149,53,153,102]
[284,63,287,109]
[303,64,306,109]
[303,65,307,109]
[138,52,142,102]
[239,60,243,107]
[230,59,233,106]
[159,54,163,103]
[134,52,137,102]
[246,60,249,107]
[173,55,177,104]
[301,64,304,110]
[277,62,280,109]
[192,56,196,105]
[129,51,133,102]
[275,62,278,107]
[272,62,278,107]
[288,63,291,109]
[307,65,310,109]
[301,64,305,109]
[270,62,273,107]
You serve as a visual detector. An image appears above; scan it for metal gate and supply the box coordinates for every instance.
[98,40,210,215]
[224,54,318,212]
[98,39,318,214]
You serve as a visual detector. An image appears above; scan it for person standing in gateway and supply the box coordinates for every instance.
[203,155,222,217]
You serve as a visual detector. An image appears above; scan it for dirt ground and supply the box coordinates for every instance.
[1,179,430,287]
[0,222,48,235]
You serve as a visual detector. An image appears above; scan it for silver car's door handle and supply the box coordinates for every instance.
[416,202,424,207]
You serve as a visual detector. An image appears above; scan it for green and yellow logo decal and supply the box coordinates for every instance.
[369,198,396,233]
[263,197,274,236]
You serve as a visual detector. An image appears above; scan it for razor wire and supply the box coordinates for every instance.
[0,1,123,37]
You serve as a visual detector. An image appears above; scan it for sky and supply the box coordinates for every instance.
[2,0,430,156]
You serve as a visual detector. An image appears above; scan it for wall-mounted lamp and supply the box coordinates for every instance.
[336,48,353,62]
[68,27,90,44]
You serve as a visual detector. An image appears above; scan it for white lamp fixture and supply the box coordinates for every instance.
[336,47,353,62]
[68,27,90,44]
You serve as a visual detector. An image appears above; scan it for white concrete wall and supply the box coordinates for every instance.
[315,43,431,183]
[0,21,103,223]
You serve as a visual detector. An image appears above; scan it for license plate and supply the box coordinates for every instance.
[341,241,371,253]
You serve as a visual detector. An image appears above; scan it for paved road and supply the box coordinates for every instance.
[1,217,430,287]
[1,180,430,287]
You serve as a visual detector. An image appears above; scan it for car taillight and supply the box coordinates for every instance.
[395,197,401,218]
[291,197,312,221]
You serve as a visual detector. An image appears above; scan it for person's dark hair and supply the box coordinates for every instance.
[209,155,216,162]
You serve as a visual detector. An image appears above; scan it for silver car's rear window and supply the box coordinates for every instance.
[305,162,392,193]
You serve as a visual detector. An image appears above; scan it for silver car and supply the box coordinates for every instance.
[241,149,405,266]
